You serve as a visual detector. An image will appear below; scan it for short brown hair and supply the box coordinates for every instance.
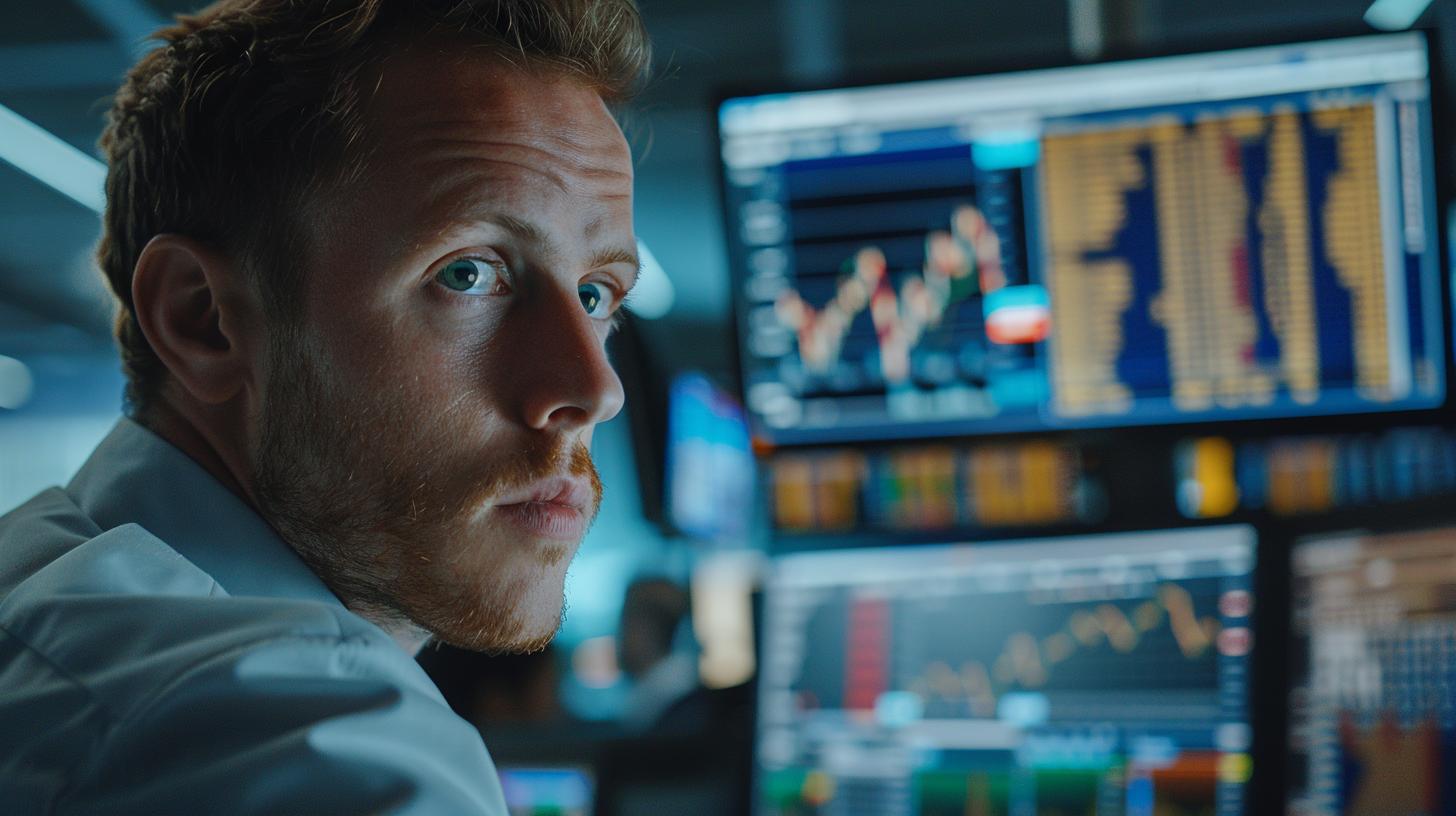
[97,0,650,417]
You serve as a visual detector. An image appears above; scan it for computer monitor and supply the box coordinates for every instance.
[1287,525,1456,815]
[720,33,1445,445]
[667,372,755,541]
[755,526,1257,815]
[497,766,594,816]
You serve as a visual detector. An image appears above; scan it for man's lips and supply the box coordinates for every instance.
[495,477,594,515]
[491,477,594,541]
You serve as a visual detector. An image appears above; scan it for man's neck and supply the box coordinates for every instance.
[137,399,255,508]
[381,623,431,656]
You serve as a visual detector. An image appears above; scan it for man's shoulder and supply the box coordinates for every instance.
[0,487,103,599]
[0,491,505,815]
[0,496,390,714]
[2,486,348,623]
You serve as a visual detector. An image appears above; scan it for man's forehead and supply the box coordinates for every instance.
[321,40,637,267]
[416,174,638,265]
[362,49,633,194]
[371,40,625,142]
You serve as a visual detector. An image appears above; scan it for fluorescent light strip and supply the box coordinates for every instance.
[0,102,105,214]
[1365,0,1435,30]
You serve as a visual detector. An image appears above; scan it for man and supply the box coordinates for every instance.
[0,0,649,812]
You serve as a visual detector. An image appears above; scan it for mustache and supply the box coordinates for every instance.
[406,435,603,525]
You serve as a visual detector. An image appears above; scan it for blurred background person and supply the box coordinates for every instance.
[618,576,701,731]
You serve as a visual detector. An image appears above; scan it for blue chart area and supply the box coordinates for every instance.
[1092,116,1356,404]
[757,144,1046,435]
[1104,143,1166,399]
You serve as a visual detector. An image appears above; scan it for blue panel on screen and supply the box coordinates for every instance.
[972,139,1040,170]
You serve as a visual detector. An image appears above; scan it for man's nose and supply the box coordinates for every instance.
[511,285,626,433]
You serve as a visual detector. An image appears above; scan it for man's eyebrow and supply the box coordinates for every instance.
[484,212,550,248]
[475,213,640,289]
[588,246,642,291]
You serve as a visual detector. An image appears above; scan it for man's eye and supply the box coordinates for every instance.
[435,258,504,295]
[579,282,613,319]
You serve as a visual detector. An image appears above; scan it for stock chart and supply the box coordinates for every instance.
[756,528,1255,816]
[741,145,1048,441]
[791,579,1226,716]
[722,35,1443,444]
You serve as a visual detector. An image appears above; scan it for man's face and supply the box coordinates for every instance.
[252,46,636,653]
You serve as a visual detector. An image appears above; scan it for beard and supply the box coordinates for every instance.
[251,325,602,653]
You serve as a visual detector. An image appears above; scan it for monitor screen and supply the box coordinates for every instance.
[667,372,756,541]
[1287,526,1456,815]
[755,526,1257,815]
[498,766,594,816]
[721,33,1444,445]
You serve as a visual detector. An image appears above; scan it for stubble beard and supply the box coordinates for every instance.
[250,326,602,653]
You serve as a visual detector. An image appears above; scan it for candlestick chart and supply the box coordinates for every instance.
[740,144,1045,439]
[773,202,1009,385]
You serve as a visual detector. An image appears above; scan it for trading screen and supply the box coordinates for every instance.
[756,527,1256,815]
[1288,526,1456,816]
[721,34,1444,444]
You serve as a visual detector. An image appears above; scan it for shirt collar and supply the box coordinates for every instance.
[66,417,343,608]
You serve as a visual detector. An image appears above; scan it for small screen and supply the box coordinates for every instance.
[667,372,755,541]
[721,34,1443,444]
[755,526,1256,815]
[1288,526,1456,815]
[498,767,594,816]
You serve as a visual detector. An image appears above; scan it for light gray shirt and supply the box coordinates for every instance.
[0,418,508,814]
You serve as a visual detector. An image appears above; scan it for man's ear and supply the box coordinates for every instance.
[131,234,261,406]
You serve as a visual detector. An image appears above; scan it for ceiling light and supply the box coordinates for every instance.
[0,355,35,410]
[1365,0,1435,30]
[0,102,105,214]
[629,239,675,320]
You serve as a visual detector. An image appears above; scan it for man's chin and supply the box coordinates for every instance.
[411,558,571,654]
[421,609,564,654]
[433,612,564,655]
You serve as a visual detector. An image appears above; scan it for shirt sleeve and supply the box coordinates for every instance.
[56,630,507,816]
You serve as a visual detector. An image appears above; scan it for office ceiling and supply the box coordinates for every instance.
[0,0,1397,357]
